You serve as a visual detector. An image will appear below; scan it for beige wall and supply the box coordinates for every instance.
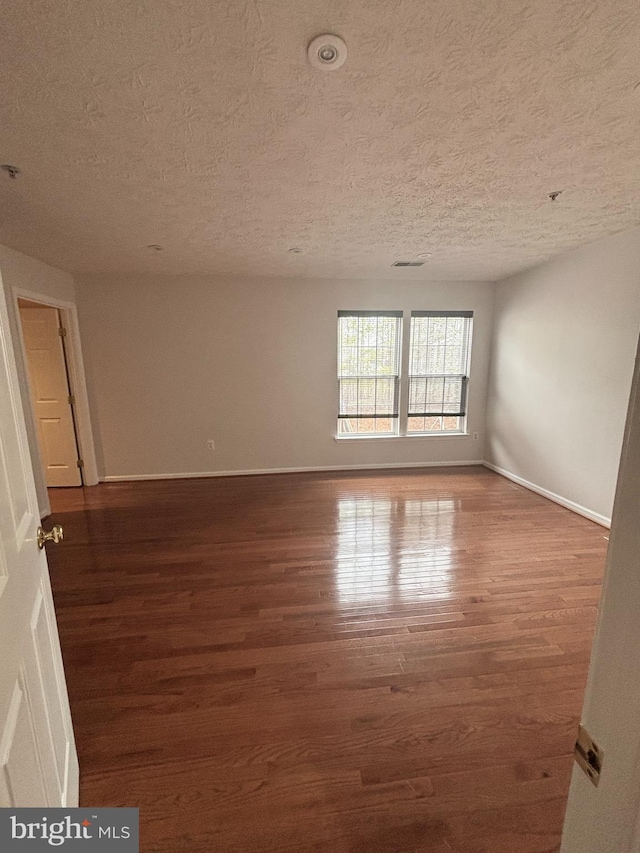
[6,229,638,518]
[486,226,640,525]
[0,243,77,516]
[76,275,494,479]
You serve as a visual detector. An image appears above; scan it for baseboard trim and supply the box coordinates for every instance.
[102,461,611,527]
[483,461,611,528]
[101,460,485,483]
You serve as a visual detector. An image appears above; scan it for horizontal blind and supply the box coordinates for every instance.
[338,312,402,419]
[338,310,403,318]
[408,374,468,417]
[408,313,472,418]
[411,310,473,318]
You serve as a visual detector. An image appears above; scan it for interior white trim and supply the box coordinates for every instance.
[103,460,610,529]
[483,461,611,528]
[334,433,469,441]
[12,287,99,489]
[101,459,485,482]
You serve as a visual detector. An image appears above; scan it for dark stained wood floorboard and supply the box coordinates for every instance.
[47,466,606,853]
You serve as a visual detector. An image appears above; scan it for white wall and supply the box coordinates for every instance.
[561,337,640,852]
[0,243,77,516]
[76,275,494,479]
[486,227,640,525]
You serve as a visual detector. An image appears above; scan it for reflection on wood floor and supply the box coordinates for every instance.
[47,466,606,853]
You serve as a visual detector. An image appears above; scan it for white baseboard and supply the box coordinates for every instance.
[483,461,611,528]
[101,460,611,528]
[101,459,485,483]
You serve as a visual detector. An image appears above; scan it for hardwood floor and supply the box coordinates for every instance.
[46,466,607,853]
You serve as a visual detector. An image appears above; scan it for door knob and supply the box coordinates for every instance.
[37,524,64,549]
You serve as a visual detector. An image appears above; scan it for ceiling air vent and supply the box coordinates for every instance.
[392,260,424,267]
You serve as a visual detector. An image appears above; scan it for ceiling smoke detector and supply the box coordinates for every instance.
[308,34,347,71]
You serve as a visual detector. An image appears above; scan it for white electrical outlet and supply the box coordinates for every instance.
[472,432,479,441]
[207,440,215,451]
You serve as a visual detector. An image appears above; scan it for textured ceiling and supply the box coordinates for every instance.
[0,0,639,281]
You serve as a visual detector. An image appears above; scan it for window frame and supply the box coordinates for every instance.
[336,310,403,438]
[336,309,473,440]
[405,310,473,437]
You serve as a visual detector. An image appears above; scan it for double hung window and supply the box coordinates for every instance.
[407,311,472,433]
[337,311,402,436]
[337,310,473,437]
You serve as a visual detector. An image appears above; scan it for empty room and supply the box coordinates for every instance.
[1,2,640,852]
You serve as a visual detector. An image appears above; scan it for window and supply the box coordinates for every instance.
[336,310,473,437]
[337,311,402,435]
[407,311,472,433]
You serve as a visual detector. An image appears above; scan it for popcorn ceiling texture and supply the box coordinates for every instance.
[0,0,638,280]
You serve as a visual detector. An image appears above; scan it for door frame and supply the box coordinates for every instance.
[561,335,640,851]
[12,287,98,495]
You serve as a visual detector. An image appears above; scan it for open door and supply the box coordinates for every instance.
[18,301,82,487]
[0,278,78,806]
[561,336,640,851]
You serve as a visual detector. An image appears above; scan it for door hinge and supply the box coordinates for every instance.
[58,326,67,338]
[68,394,76,405]
[574,724,603,787]
[76,459,84,469]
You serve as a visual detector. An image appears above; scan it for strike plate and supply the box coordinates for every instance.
[574,724,603,787]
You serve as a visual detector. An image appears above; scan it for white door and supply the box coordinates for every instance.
[19,303,82,487]
[561,337,640,851]
[0,281,79,806]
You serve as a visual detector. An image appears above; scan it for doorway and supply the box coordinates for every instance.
[17,299,83,487]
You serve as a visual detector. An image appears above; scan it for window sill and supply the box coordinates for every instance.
[334,432,470,441]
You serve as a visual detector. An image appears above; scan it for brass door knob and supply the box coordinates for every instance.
[37,524,64,550]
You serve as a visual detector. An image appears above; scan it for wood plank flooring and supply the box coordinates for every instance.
[46,466,607,852]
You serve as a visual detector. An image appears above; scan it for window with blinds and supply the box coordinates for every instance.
[407,311,473,433]
[337,311,402,435]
